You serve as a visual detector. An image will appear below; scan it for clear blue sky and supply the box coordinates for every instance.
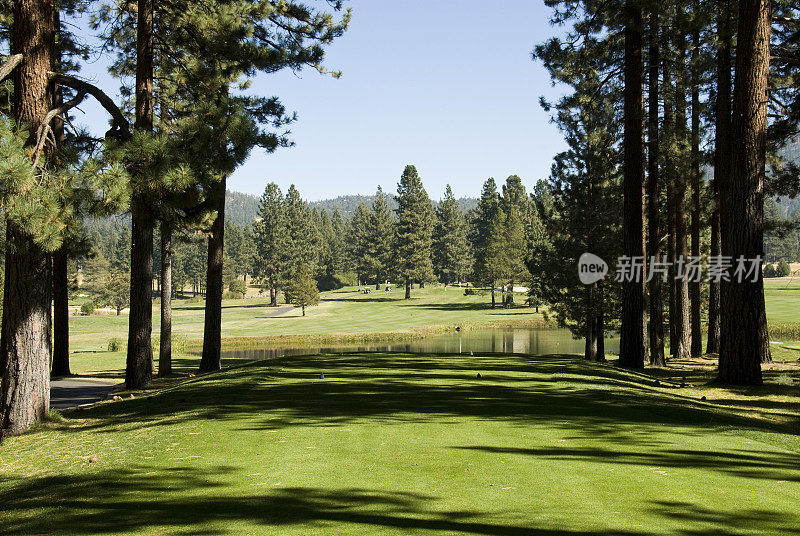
[74,0,567,202]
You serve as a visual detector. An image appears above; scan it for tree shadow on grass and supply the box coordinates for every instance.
[63,354,796,442]
[452,445,800,483]
[2,467,798,536]
[648,501,800,536]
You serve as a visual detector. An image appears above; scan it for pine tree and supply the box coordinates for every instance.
[100,268,131,315]
[484,207,509,307]
[718,0,772,384]
[534,11,623,361]
[284,184,319,280]
[284,264,320,316]
[254,183,289,306]
[472,178,501,306]
[620,0,647,370]
[93,0,350,379]
[501,176,532,306]
[502,204,528,307]
[433,185,471,285]
[350,203,373,285]
[0,0,129,437]
[367,187,395,289]
[330,208,350,275]
[646,4,666,366]
[394,165,435,299]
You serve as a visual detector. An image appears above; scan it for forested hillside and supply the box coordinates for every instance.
[226,191,262,226]
[311,194,478,216]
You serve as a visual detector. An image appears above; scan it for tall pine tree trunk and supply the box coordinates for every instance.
[200,177,226,372]
[647,9,666,366]
[51,8,70,378]
[51,249,70,377]
[690,26,703,357]
[708,0,727,357]
[597,282,606,361]
[719,0,771,384]
[662,46,678,357]
[126,0,155,389]
[620,0,646,369]
[673,37,691,360]
[585,284,598,362]
[1,0,55,438]
[159,223,172,377]
[667,184,677,354]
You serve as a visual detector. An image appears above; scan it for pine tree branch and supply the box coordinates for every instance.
[47,71,132,141]
[0,54,23,83]
[33,90,88,168]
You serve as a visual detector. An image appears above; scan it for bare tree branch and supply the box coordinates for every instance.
[0,54,23,83]
[48,71,132,141]
[32,90,87,168]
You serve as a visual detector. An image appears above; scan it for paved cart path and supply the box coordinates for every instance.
[50,378,121,410]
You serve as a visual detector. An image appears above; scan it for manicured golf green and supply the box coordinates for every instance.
[2,352,799,535]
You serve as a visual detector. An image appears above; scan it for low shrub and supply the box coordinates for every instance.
[764,264,778,278]
[229,279,247,295]
[777,259,792,277]
[223,290,244,300]
[107,337,124,352]
[80,300,95,316]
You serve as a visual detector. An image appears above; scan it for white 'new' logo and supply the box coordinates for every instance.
[578,253,608,285]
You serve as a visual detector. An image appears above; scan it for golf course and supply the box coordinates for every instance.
[2,0,800,533]
[1,279,799,535]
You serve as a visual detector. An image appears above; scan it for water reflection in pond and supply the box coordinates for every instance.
[218,328,620,362]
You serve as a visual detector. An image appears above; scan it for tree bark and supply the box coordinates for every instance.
[405,278,411,299]
[159,222,172,378]
[200,177,226,373]
[708,0,732,356]
[51,249,70,377]
[597,285,606,362]
[690,26,703,357]
[585,284,598,362]
[719,0,771,385]
[125,0,155,390]
[1,0,55,439]
[50,6,70,378]
[647,8,666,367]
[620,0,646,369]
[672,36,691,360]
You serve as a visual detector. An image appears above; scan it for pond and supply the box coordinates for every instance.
[218,327,620,362]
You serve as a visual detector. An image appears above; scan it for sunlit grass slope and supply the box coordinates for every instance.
[3,352,799,535]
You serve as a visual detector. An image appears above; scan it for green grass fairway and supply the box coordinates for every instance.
[3,352,800,535]
[764,277,800,323]
[66,286,542,376]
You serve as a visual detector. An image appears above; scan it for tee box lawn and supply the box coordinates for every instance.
[2,351,799,535]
